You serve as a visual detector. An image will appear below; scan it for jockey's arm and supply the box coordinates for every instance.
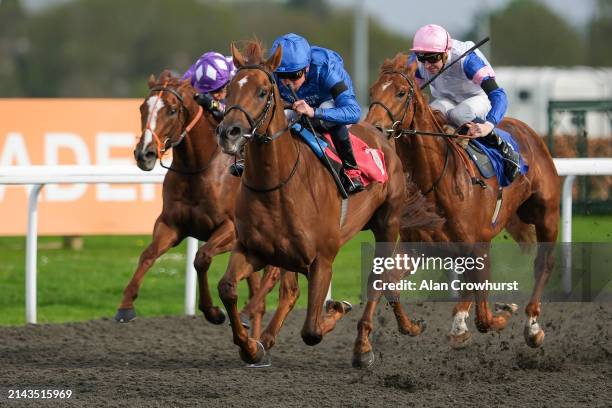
[463,51,508,128]
[313,63,361,125]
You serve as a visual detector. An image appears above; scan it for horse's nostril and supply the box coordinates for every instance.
[228,126,243,138]
[144,151,156,160]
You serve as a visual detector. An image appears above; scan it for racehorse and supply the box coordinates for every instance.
[117,70,279,336]
[366,53,560,348]
[216,40,442,368]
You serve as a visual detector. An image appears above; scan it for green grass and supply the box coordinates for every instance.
[1,215,611,326]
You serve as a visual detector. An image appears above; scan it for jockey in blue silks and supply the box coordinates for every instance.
[410,24,520,181]
[268,33,364,193]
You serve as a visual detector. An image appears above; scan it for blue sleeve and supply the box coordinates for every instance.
[485,87,508,126]
[313,62,361,124]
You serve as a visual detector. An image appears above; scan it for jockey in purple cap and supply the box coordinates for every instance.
[183,51,236,122]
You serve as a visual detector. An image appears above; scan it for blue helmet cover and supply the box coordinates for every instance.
[270,33,311,73]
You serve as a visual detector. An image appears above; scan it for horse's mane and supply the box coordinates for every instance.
[380,52,410,75]
[401,173,445,231]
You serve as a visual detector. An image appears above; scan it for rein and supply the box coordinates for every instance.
[225,64,301,193]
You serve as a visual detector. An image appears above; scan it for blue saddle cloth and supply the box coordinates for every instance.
[291,123,328,157]
[468,128,528,188]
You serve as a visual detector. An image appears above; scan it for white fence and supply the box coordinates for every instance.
[2,158,612,324]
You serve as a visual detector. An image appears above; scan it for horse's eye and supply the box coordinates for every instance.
[258,89,267,99]
[397,90,406,98]
[168,107,177,115]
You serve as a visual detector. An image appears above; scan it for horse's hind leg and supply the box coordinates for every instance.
[241,266,281,339]
[524,209,558,348]
[194,220,235,325]
[115,219,179,322]
[472,246,518,334]
[260,270,300,351]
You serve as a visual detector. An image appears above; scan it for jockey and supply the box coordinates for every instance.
[182,51,236,122]
[410,24,520,181]
[268,32,364,193]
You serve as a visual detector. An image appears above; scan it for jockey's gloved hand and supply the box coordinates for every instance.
[195,93,224,120]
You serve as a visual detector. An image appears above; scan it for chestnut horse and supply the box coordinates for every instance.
[366,54,560,349]
[117,70,279,336]
[216,41,441,368]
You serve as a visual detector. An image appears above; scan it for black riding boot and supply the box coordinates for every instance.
[482,131,520,182]
[328,124,364,194]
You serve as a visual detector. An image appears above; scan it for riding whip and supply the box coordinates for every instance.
[419,36,490,90]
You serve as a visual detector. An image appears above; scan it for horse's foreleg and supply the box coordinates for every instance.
[301,257,340,346]
[260,270,300,351]
[194,220,235,325]
[115,219,179,322]
[218,245,264,364]
[241,266,281,339]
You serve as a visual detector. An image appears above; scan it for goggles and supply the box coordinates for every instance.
[276,69,306,80]
[416,53,444,64]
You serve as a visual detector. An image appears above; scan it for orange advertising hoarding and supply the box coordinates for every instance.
[0,99,164,236]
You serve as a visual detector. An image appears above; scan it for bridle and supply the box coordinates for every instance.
[368,70,416,139]
[142,82,221,175]
[223,65,301,193]
[368,70,451,195]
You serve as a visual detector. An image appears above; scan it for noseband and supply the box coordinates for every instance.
[368,71,416,138]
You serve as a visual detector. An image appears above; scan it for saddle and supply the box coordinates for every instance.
[290,123,388,189]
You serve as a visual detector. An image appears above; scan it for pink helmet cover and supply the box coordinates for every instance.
[410,24,452,53]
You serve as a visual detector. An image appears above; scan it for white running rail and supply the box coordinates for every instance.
[2,158,612,323]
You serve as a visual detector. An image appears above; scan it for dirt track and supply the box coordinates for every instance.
[1,302,611,407]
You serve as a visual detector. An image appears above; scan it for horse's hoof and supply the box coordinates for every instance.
[448,330,472,349]
[203,306,226,325]
[524,326,545,348]
[398,318,427,336]
[324,300,353,314]
[352,350,375,369]
[239,312,251,329]
[239,340,265,365]
[115,308,136,323]
[495,303,519,314]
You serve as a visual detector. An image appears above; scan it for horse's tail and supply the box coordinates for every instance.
[505,213,536,253]
[400,173,445,231]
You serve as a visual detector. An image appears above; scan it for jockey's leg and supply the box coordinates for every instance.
[450,96,520,181]
[327,123,364,193]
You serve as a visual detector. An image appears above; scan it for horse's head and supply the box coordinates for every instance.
[217,40,283,155]
[365,53,419,138]
[134,70,200,171]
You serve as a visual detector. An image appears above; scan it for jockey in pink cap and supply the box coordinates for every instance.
[410,24,519,181]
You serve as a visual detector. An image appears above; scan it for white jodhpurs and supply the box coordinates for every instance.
[430,95,491,127]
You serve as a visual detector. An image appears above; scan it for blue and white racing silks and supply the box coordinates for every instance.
[275,46,361,125]
[411,39,508,125]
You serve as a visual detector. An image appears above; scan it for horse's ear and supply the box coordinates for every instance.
[265,44,282,72]
[148,74,156,88]
[231,42,246,69]
[407,59,418,77]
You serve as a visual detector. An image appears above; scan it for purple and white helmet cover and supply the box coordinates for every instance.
[182,52,236,94]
